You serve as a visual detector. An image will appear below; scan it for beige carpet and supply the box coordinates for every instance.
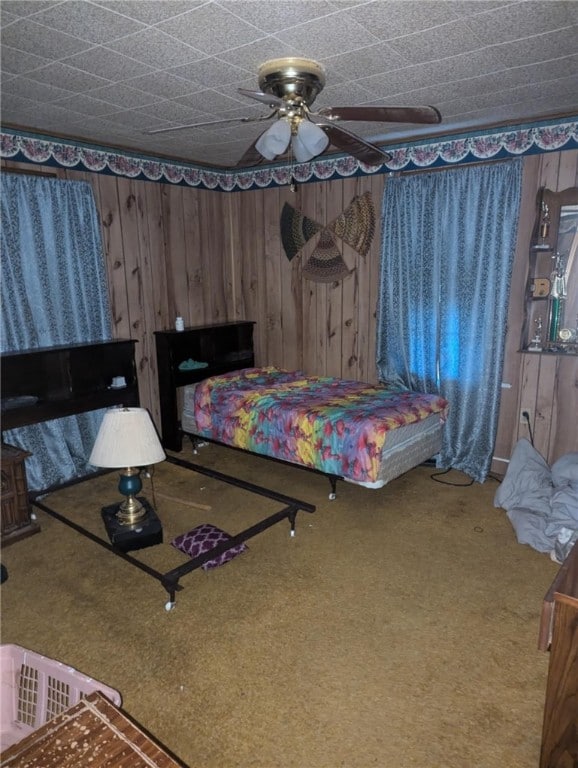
[1,444,559,768]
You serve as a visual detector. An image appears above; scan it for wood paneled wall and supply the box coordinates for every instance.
[3,151,577,472]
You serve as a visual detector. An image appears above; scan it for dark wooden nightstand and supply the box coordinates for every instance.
[1,444,40,546]
[539,541,578,767]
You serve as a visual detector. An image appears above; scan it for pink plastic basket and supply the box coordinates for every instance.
[0,644,122,750]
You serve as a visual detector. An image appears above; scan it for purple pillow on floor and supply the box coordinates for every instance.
[170,523,247,570]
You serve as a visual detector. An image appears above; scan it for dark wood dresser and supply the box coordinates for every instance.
[539,541,578,767]
[1,444,39,546]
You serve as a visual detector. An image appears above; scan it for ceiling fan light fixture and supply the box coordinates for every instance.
[291,132,314,163]
[294,120,329,161]
[255,118,291,160]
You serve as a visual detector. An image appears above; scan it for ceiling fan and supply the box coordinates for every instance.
[148,57,442,167]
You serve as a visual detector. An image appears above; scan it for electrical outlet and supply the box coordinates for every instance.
[520,408,531,424]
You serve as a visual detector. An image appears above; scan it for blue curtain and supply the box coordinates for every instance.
[1,174,111,491]
[376,160,522,482]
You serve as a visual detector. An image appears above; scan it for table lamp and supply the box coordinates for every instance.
[89,407,166,526]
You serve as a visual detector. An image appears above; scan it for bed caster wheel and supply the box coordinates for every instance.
[329,492,336,500]
[165,601,175,612]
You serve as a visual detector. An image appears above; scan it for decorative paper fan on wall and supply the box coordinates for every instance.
[280,192,376,282]
[280,203,322,261]
[328,192,376,258]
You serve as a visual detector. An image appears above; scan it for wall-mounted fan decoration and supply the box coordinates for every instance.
[280,192,376,283]
[148,58,441,168]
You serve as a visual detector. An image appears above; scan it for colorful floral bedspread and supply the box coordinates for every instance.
[192,367,449,484]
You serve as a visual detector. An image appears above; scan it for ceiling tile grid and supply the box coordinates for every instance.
[0,0,577,168]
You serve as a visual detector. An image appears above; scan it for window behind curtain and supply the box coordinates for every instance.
[376,160,523,482]
[1,174,112,491]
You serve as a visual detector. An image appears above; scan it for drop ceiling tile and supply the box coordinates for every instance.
[133,99,207,124]
[105,26,204,69]
[1,2,62,18]
[124,71,204,99]
[65,116,130,137]
[87,82,161,108]
[24,62,111,92]
[168,57,252,88]
[1,45,49,75]
[360,47,511,99]
[216,37,300,73]
[446,2,519,18]
[386,20,489,64]
[93,0,203,25]
[1,92,38,116]
[274,13,381,58]
[54,92,121,117]
[174,88,248,114]
[104,109,172,130]
[2,17,93,58]
[496,26,578,68]
[341,1,463,40]
[1,9,18,26]
[2,75,74,103]
[323,42,410,82]
[63,46,155,81]
[32,0,147,45]
[467,1,577,45]
[218,0,337,34]
[20,100,89,125]
[157,4,266,55]
[315,81,377,108]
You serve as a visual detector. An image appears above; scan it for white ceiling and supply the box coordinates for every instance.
[1,0,578,170]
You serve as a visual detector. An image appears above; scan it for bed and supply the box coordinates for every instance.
[181,367,449,497]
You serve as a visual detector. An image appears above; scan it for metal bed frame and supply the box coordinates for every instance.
[30,455,316,610]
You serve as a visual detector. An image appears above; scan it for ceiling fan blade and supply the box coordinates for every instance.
[146,112,276,136]
[317,105,442,125]
[236,137,267,168]
[238,88,284,109]
[318,124,391,165]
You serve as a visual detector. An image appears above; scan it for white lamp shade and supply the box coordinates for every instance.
[296,120,329,158]
[255,119,291,160]
[89,407,166,468]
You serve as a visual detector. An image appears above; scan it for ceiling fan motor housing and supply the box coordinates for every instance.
[258,57,326,108]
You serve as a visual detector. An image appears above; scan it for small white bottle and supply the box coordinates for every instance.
[175,316,184,332]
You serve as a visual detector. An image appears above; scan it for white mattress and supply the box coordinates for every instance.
[181,382,443,489]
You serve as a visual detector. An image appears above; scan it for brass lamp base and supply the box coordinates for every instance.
[102,498,162,552]
[116,494,147,526]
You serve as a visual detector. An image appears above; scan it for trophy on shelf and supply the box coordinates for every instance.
[528,316,543,351]
[531,199,552,251]
[548,252,567,343]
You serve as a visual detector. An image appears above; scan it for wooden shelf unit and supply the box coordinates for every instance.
[154,321,255,451]
[1,339,139,431]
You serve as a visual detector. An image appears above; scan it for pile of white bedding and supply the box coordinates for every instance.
[494,438,578,563]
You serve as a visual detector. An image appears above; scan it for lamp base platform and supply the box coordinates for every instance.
[101,498,162,552]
